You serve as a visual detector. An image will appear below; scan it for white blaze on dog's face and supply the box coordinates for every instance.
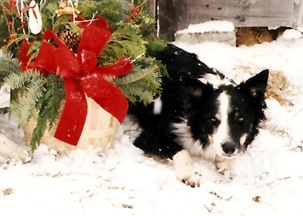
[211,92,233,158]
[210,91,242,158]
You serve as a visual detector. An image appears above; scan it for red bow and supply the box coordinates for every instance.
[18,17,132,146]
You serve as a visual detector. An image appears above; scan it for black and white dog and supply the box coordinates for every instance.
[130,44,268,187]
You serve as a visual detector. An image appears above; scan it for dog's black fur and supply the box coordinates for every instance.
[129,44,268,186]
[130,45,217,157]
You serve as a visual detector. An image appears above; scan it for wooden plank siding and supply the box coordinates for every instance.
[158,0,189,40]
[187,0,293,27]
[155,0,297,41]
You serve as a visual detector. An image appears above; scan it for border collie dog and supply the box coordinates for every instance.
[130,44,268,187]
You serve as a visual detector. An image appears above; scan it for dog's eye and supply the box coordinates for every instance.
[234,112,244,122]
[210,117,218,123]
[237,116,244,122]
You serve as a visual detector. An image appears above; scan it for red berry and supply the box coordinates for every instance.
[131,6,139,14]
[10,33,16,39]
[21,21,26,25]
[126,17,132,23]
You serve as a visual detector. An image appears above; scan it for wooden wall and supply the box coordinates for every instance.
[149,0,302,41]
[187,0,293,27]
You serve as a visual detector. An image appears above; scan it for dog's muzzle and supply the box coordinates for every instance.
[221,142,238,157]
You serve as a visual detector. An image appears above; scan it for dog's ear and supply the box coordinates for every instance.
[239,69,269,98]
[175,71,209,98]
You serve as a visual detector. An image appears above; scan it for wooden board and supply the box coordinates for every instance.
[158,0,189,40]
[147,0,156,18]
[157,0,297,41]
[187,0,294,27]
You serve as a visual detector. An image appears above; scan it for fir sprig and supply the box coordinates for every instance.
[99,24,147,64]
[30,79,64,149]
[0,50,20,88]
[113,58,162,104]
[79,0,129,27]
[6,70,64,149]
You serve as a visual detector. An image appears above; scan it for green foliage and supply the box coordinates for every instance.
[130,8,156,38]
[99,24,147,64]
[0,11,9,48]
[0,0,25,55]
[40,1,81,34]
[31,79,64,149]
[98,23,165,105]
[145,35,167,57]
[27,41,42,63]
[79,0,129,27]
[113,57,162,104]
[0,49,20,88]
[6,70,64,150]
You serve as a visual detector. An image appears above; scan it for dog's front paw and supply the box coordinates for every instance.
[180,172,203,188]
[215,156,236,177]
[173,150,203,187]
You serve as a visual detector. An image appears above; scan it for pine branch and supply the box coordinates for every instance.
[30,78,64,150]
[5,70,39,90]
[40,1,59,31]
[0,50,21,90]
[145,35,167,57]
[99,24,147,64]
[114,64,158,85]
[79,0,129,26]
[6,70,64,127]
[113,59,162,105]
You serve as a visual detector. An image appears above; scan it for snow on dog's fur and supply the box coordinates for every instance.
[129,44,268,187]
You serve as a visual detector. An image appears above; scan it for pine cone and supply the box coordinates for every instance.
[60,29,81,53]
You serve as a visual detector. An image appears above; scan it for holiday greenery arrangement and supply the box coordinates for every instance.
[0,0,167,150]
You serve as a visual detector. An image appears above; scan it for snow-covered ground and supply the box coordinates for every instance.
[2,28,303,215]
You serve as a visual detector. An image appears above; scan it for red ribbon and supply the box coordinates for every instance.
[19,17,132,146]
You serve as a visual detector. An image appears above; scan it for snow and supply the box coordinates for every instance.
[175,21,236,46]
[2,29,303,215]
[0,85,10,108]
[176,21,235,34]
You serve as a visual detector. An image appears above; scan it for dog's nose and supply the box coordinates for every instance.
[222,142,236,155]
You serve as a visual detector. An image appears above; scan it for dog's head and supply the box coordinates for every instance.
[180,70,268,159]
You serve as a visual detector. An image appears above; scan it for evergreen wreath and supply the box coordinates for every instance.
[0,0,167,150]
